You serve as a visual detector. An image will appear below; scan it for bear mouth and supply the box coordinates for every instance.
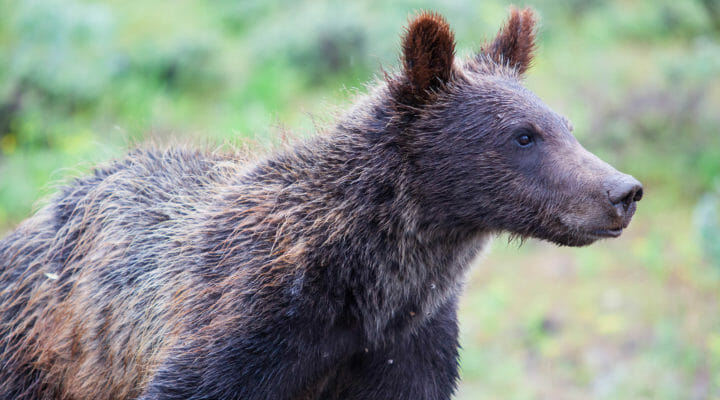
[545,225,624,247]
[555,226,625,247]
[590,228,623,238]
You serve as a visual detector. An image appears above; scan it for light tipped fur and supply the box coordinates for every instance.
[482,7,537,75]
[394,11,456,104]
[0,7,640,400]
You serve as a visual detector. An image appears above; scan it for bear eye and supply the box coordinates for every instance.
[514,132,534,148]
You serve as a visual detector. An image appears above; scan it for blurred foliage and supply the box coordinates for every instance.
[1,0,720,398]
[695,186,720,269]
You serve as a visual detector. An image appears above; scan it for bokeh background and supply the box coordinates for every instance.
[1,0,719,398]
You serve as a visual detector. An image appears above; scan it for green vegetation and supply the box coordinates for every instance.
[1,0,719,398]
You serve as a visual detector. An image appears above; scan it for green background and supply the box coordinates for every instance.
[1,0,720,398]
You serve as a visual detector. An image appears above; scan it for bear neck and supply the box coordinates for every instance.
[322,113,491,342]
[224,96,492,343]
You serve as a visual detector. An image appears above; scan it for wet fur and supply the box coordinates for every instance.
[0,8,635,400]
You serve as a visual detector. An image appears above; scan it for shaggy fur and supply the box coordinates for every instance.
[0,8,642,400]
[482,7,537,74]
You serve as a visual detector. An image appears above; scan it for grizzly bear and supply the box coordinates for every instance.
[0,7,642,400]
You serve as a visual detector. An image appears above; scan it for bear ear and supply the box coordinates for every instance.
[394,11,456,104]
[482,7,537,75]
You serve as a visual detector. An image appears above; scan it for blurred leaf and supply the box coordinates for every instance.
[694,188,720,269]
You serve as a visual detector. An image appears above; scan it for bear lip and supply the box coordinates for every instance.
[590,228,623,238]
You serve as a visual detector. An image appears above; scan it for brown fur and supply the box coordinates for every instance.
[482,7,537,75]
[395,11,456,104]
[0,8,641,400]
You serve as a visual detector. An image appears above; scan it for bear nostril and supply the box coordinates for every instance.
[607,176,643,211]
[618,184,642,210]
[633,187,644,203]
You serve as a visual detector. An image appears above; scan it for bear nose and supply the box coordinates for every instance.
[606,174,643,212]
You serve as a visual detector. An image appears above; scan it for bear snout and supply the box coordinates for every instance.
[605,173,643,221]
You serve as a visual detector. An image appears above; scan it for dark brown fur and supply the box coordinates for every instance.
[393,12,455,105]
[0,8,641,400]
[483,7,536,74]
